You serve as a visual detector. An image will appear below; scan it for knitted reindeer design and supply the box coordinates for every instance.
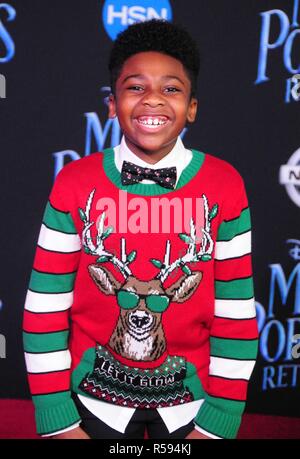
[77,189,218,406]
[80,189,217,361]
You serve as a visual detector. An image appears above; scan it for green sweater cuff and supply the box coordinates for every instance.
[35,398,81,435]
[194,401,242,439]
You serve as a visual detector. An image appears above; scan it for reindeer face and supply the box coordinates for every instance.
[89,266,168,329]
[88,264,203,360]
[88,266,172,360]
[115,277,169,340]
[117,290,168,336]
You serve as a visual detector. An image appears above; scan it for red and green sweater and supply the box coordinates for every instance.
[23,147,258,438]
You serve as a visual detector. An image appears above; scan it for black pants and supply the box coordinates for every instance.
[73,394,194,439]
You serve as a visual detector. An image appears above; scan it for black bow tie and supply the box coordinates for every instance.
[121,160,177,190]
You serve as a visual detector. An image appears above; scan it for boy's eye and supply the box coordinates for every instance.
[165,87,181,93]
[127,85,144,91]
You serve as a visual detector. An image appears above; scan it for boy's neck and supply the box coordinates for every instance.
[123,137,178,165]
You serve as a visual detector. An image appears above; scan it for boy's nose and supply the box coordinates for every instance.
[142,91,165,107]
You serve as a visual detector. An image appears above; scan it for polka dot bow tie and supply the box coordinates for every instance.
[121,160,177,190]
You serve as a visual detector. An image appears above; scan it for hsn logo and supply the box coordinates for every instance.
[102,0,172,40]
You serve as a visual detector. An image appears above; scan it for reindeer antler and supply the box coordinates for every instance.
[79,189,136,279]
[151,194,218,282]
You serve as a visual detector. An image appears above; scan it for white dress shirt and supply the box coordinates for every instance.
[43,136,220,439]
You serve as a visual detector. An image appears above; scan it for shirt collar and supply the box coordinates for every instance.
[114,136,192,186]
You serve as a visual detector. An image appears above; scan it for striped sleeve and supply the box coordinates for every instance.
[23,168,82,435]
[194,175,258,439]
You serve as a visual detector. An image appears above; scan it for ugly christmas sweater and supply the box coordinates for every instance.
[23,147,258,439]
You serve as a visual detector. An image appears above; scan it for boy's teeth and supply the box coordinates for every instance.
[138,117,167,126]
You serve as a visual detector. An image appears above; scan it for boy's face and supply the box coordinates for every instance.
[109,51,198,160]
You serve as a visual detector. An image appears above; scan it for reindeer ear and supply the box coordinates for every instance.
[88,264,122,295]
[165,272,203,303]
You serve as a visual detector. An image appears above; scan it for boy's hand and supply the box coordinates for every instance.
[185,429,212,439]
[50,426,91,439]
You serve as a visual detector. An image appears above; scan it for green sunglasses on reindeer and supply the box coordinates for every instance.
[116,289,170,313]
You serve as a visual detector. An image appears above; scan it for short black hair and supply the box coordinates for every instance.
[108,19,200,98]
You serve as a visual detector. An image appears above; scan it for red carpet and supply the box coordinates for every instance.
[0,399,299,439]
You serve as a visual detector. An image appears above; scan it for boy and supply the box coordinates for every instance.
[23,19,258,439]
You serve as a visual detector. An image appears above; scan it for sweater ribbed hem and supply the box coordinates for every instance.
[194,401,241,439]
[35,398,81,435]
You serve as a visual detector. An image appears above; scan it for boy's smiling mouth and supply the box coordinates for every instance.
[135,115,169,130]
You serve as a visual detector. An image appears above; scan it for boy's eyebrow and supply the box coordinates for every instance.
[162,75,186,86]
[121,74,144,84]
[121,74,186,86]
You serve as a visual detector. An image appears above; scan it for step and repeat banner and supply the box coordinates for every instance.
[0,0,299,420]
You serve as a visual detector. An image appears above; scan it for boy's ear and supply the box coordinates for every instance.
[108,94,117,119]
[186,97,198,123]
